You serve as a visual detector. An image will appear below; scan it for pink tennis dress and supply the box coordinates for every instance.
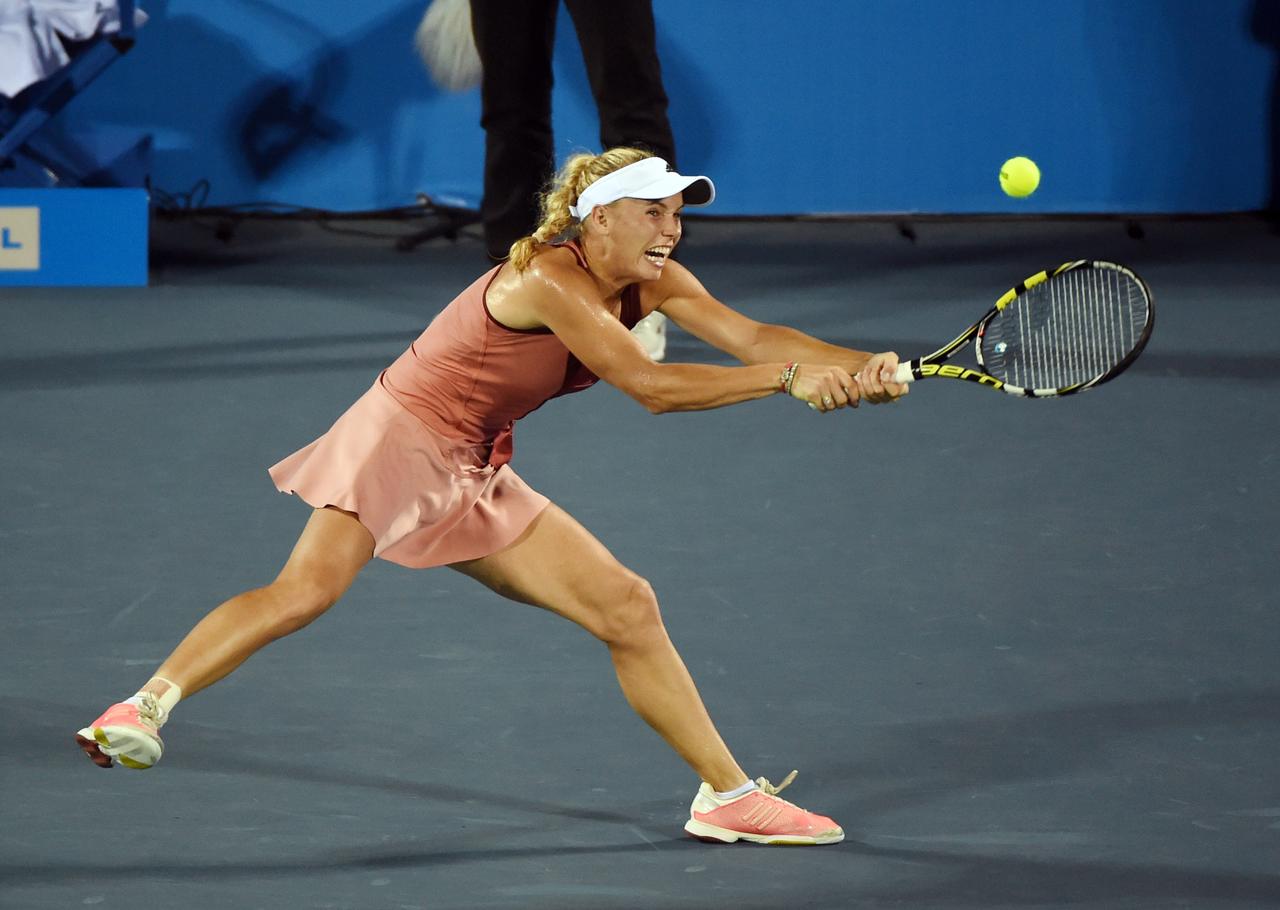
[268,244,643,568]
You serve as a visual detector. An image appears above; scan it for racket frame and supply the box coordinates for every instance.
[893,260,1154,398]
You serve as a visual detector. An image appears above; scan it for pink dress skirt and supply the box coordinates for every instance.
[267,379,549,569]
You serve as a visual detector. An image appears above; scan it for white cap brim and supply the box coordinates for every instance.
[569,157,715,220]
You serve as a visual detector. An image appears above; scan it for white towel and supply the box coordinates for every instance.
[414,0,481,93]
[0,0,148,97]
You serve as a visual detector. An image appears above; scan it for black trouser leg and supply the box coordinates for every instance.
[470,0,559,259]
[563,0,677,167]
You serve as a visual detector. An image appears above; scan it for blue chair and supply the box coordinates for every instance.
[0,0,139,184]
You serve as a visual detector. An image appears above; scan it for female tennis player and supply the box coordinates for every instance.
[76,148,907,846]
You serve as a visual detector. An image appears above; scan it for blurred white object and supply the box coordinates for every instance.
[0,0,148,97]
[632,311,668,362]
[414,0,481,92]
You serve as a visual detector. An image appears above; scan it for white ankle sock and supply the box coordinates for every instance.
[715,780,758,800]
[127,677,183,720]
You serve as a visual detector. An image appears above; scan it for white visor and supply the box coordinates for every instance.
[568,157,715,221]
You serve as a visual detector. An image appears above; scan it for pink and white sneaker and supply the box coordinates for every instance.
[684,771,844,845]
[75,694,166,770]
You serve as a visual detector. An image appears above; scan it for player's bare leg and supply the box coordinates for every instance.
[451,503,749,791]
[451,504,843,843]
[76,506,374,768]
[151,506,374,696]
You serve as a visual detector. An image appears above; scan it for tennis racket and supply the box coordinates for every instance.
[891,260,1154,397]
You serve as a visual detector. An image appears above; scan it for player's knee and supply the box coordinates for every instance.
[594,573,665,647]
[262,574,342,638]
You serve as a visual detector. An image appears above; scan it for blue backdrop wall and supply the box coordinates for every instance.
[48,0,1280,215]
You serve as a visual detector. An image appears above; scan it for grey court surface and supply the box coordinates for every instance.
[2,216,1277,909]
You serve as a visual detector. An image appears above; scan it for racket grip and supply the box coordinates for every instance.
[891,362,915,384]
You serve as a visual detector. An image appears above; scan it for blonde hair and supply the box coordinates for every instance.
[507,147,654,271]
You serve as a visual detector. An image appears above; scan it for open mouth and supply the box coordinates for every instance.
[644,245,672,266]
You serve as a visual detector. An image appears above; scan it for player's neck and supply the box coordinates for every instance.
[577,235,634,301]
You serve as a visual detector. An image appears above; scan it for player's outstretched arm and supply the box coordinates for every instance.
[651,261,908,403]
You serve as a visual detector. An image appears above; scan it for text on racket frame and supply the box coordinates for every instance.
[918,363,1004,387]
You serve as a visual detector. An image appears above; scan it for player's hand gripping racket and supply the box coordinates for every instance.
[892,260,1154,397]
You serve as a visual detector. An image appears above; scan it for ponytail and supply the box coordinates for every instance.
[507,147,654,271]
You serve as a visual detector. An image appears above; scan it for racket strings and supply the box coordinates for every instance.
[983,267,1149,391]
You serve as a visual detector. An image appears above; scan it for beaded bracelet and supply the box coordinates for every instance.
[779,361,799,395]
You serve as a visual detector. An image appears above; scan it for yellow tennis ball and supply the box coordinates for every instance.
[999,156,1040,197]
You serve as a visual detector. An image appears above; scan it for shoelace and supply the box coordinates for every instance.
[755,770,799,797]
[136,692,166,728]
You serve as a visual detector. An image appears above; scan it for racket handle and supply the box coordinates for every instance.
[891,361,916,384]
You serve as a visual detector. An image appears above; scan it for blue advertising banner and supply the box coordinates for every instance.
[42,0,1276,215]
[0,189,148,287]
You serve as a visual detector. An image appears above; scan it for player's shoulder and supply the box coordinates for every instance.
[495,246,602,323]
[646,256,705,306]
[522,245,596,296]
[658,256,698,288]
